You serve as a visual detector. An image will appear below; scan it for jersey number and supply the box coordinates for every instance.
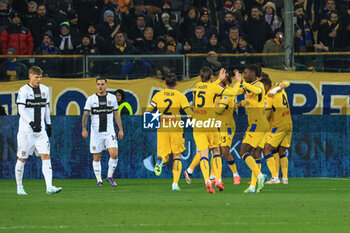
[282,94,289,108]
[164,99,173,115]
[193,91,206,108]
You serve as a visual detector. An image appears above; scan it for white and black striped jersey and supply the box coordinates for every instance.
[16,84,50,132]
[84,93,119,133]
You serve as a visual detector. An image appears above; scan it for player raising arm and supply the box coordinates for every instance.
[82,77,124,187]
[15,66,62,195]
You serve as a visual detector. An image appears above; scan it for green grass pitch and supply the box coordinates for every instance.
[0,178,350,233]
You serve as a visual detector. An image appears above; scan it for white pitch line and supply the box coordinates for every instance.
[0,221,298,230]
[315,177,350,181]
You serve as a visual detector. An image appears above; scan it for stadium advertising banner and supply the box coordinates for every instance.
[0,68,349,116]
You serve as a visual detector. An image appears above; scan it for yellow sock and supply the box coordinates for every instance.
[200,157,210,182]
[265,154,278,178]
[189,152,201,171]
[227,160,238,174]
[273,152,280,176]
[213,155,222,180]
[280,154,288,179]
[250,159,261,186]
[209,154,215,178]
[172,159,182,184]
[242,153,261,177]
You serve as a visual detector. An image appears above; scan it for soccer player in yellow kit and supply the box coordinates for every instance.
[192,67,240,194]
[183,74,241,185]
[145,73,193,191]
[260,76,292,184]
[233,65,269,193]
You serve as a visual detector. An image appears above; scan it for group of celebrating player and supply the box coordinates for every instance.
[148,65,292,194]
[14,64,292,195]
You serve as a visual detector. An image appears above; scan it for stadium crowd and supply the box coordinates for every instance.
[0,0,349,80]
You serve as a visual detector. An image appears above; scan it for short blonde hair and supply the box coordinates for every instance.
[28,66,43,75]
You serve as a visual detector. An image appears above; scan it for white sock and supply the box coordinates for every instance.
[209,175,216,180]
[15,160,25,189]
[273,177,279,180]
[257,173,263,180]
[107,158,118,178]
[93,161,102,182]
[42,159,52,190]
[187,167,193,174]
[233,173,240,177]
[249,185,256,190]
[172,183,178,188]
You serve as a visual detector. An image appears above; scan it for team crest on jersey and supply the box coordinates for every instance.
[43,92,46,97]
[92,146,96,151]
[108,101,111,105]
[21,151,26,156]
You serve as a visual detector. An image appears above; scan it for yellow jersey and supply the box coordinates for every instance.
[268,89,292,128]
[150,88,190,128]
[216,86,236,129]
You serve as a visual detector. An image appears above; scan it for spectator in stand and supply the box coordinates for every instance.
[207,33,225,53]
[108,31,134,55]
[28,4,56,50]
[197,8,218,38]
[153,35,168,54]
[0,11,34,55]
[202,51,222,73]
[180,7,198,41]
[115,89,133,115]
[34,31,60,77]
[244,0,268,15]
[122,0,153,32]
[155,12,178,38]
[87,23,105,54]
[143,27,156,53]
[54,1,70,26]
[317,10,344,49]
[242,6,274,52]
[263,28,285,70]
[191,0,217,26]
[155,0,178,28]
[233,0,247,22]
[218,0,244,26]
[54,21,80,54]
[191,25,208,53]
[67,9,81,44]
[0,47,28,81]
[237,35,255,53]
[0,0,14,34]
[165,29,181,53]
[219,11,243,41]
[262,2,282,32]
[129,14,148,41]
[34,31,60,55]
[181,40,192,54]
[98,10,120,41]
[101,0,122,25]
[23,1,37,27]
[294,5,314,52]
[143,0,162,19]
[313,0,337,30]
[222,26,240,53]
[75,34,99,55]
[121,57,152,79]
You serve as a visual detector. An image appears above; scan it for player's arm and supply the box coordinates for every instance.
[236,99,249,107]
[241,81,262,94]
[215,102,226,115]
[268,81,290,97]
[81,110,89,138]
[44,104,52,137]
[114,110,124,140]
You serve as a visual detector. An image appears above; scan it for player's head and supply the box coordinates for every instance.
[28,66,43,88]
[165,72,177,87]
[260,72,272,93]
[243,64,260,83]
[220,72,232,87]
[96,77,107,94]
[200,66,213,82]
